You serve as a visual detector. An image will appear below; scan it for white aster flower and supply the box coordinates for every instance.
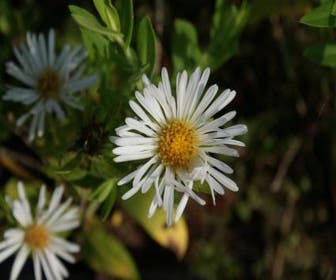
[0,182,80,280]
[3,29,98,141]
[112,67,247,226]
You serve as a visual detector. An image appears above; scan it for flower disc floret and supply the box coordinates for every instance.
[159,120,198,170]
[25,224,49,250]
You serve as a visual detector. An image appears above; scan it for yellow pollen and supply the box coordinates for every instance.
[25,224,49,250]
[37,67,61,98]
[158,120,198,170]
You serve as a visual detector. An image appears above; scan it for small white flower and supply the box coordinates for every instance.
[3,29,98,141]
[112,67,247,226]
[0,182,80,280]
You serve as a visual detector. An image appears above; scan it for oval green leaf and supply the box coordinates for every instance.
[300,1,336,28]
[82,219,139,279]
[304,42,336,68]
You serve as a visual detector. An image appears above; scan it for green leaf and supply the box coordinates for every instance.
[205,0,249,70]
[69,5,122,40]
[99,187,117,220]
[172,19,202,74]
[93,0,120,32]
[136,16,156,77]
[332,1,336,16]
[90,178,116,202]
[122,190,188,259]
[83,219,139,279]
[90,178,117,220]
[304,42,336,68]
[53,168,87,181]
[300,0,336,28]
[80,27,110,59]
[117,0,134,47]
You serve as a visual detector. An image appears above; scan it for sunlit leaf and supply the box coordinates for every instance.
[300,0,336,28]
[93,0,120,32]
[304,42,336,68]
[69,5,122,41]
[82,219,139,279]
[122,190,188,259]
[137,16,156,77]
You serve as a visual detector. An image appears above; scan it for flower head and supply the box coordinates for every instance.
[3,29,98,141]
[112,67,247,226]
[0,182,80,280]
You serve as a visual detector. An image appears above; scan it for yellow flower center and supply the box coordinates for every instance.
[37,67,61,99]
[25,224,49,250]
[158,120,198,170]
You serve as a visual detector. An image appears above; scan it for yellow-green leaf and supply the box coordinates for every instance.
[82,219,139,279]
[122,190,188,259]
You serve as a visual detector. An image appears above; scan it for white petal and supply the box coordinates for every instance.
[48,243,75,263]
[44,248,68,279]
[17,182,32,223]
[190,84,219,123]
[114,151,154,162]
[66,74,97,93]
[48,29,55,65]
[48,186,64,213]
[10,245,30,280]
[50,237,80,253]
[6,62,35,87]
[221,124,248,137]
[176,70,188,119]
[32,253,42,280]
[175,193,189,223]
[36,184,46,214]
[161,67,172,98]
[118,170,138,186]
[202,146,239,157]
[38,251,54,280]
[114,136,156,146]
[203,89,236,120]
[0,243,21,263]
[208,167,239,192]
[49,220,80,232]
[206,156,233,174]
[133,156,158,188]
[45,198,73,227]
[12,201,31,227]
[206,174,225,195]
[198,111,236,132]
[121,186,141,200]
[163,185,174,226]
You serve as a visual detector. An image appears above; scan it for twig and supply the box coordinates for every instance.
[271,137,302,193]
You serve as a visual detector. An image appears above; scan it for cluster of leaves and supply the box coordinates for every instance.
[172,0,249,74]
[301,0,336,67]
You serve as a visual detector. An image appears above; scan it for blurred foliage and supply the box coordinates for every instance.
[0,0,335,279]
[300,0,336,69]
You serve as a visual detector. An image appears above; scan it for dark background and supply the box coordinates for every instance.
[0,0,335,279]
